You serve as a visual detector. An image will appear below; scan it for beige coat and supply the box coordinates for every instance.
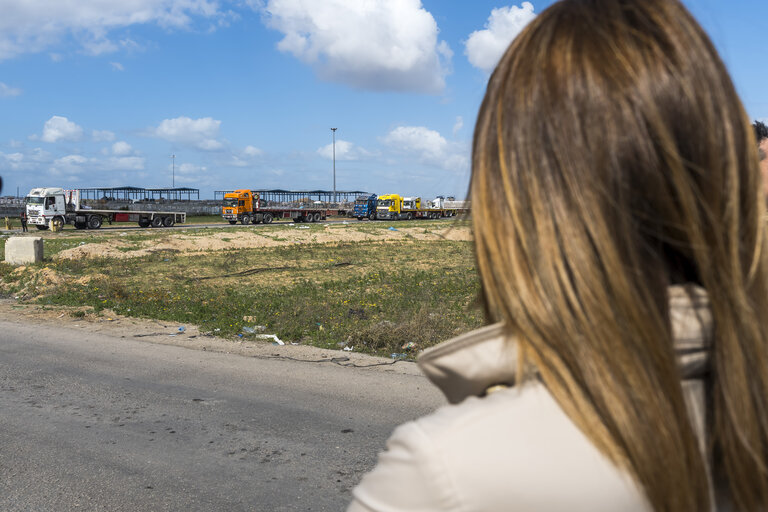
[348,286,711,512]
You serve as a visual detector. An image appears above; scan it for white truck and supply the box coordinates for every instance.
[25,188,186,230]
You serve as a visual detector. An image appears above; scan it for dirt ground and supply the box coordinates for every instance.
[1,223,471,375]
[53,223,472,260]
[0,299,424,376]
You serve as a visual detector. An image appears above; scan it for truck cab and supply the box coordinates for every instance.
[376,194,402,220]
[402,197,421,211]
[25,188,69,229]
[222,189,258,224]
[353,194,378,220]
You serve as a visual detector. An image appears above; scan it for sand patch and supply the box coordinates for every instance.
[53,224,472,260]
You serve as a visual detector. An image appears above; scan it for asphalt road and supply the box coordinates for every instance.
[0,319,445,511]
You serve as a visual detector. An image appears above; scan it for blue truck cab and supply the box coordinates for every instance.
[353,194,378,220]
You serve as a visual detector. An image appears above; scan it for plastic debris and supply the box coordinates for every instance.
[254,334,284,345]
[388,227,398,231]
[391,353,408,360]
[343,346,354,352]
[178,326,186,332]
[401,341,416,351]
[241,325,267,334]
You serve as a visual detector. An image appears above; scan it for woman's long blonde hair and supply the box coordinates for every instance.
[472,0,768,510]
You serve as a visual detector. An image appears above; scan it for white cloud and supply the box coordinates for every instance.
[104,156,145,171]
[383,126,468,171]
[178,162,207,174]
[41,115,83,143]
[112,141,132,155]
[263,0,451,93]
[151,116,224,151]
[92,129,116,142]
[0,147,52,172]
[453,116,463,135]
[243,145,262,157]
[50,154,88,175]
[0,82,22,97]
[110,61,124,71]
[227,144,263,166]
[465,2,537,73]
[317,139,372,161]
[0,0,223,60]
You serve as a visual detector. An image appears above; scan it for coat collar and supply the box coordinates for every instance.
[417,285,712,404]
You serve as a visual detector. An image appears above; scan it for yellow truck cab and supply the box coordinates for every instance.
[376,194,402,220]
[222,189,255,224]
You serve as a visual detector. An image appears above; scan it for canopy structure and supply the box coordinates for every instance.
[214,189,368,203]
[77,187,200,201]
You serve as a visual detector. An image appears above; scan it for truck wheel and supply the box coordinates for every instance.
[87,215,102,229]
[151,216,163,228]
[263,213,273,224]
[368,212,376,221]
[52,217,65,231]
[163,216,175,227]
[357,216,363,221]
[36,224,49,230]
[313,212,322,222]
[406,212,413,220]
[138,218,150,228]
[241,215,250,225]
[228,220,237,225]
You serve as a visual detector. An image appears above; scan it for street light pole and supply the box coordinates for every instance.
[331,128,337,204]
[171,154,176,188]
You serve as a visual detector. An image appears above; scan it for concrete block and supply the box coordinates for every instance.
[5,237,44,265]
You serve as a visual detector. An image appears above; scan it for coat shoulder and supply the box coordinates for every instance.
[350,381,651,512]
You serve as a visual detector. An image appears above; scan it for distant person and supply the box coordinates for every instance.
[755,120,768,198]
[19,210,27,232]
[348,0,768,511]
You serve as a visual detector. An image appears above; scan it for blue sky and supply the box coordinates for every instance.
[1,0,766,200]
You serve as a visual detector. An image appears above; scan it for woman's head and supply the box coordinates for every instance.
[472,0,768,509]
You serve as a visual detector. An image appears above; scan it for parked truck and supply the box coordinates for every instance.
[353,194,378,220]
[221,189,329,224]
[376,194,458,220]
[25,188,186,230]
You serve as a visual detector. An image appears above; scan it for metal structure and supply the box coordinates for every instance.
[77,187,200,201]
[331,127,337,203]
[214,189,367,203]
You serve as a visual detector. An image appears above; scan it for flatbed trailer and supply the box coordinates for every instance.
[222,189,329,224]
[25,188,186,230]
[376,194,459,220]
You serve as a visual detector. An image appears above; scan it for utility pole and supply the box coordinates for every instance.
[331,128,337,204]
[171,154,175,188]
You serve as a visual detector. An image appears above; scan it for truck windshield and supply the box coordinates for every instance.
[377,200,392,207]
[223,198,238,207]
[354,200,368,206]
[26,197,44,205]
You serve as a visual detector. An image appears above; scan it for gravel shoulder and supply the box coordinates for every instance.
[0,299,425,377]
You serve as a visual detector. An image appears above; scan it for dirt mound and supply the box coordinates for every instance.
[53,224,472,260]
